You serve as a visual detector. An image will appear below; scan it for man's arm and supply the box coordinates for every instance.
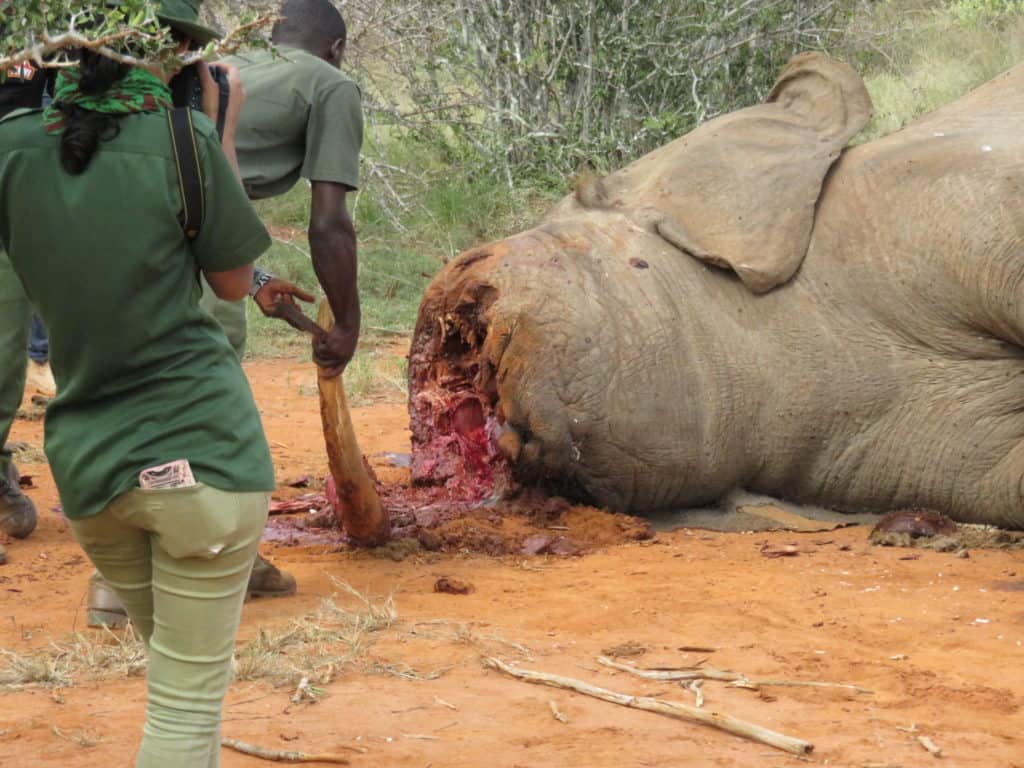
[308,179,360,378]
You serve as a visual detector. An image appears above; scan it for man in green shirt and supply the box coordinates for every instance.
[202,0,363,378]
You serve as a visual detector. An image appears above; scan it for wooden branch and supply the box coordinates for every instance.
[598,655,737,682]
[0,14,276,74]
[215,14,281,56]
[484,657,812,756]
[729,678,873,695]
[549,700,569,723]
[917,735,943,757]
[221,738,351,764]
[597,656,872,694]
[687,680,705,708]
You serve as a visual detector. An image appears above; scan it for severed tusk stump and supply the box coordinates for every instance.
[317,300,390,546]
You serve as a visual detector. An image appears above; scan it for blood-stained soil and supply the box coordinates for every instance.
[1,359,1023,767]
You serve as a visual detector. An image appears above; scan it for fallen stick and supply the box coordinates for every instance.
[917,735,943,757]
[484,657,812,756]
[221,738,351,764]
[434,696,458,711]
[597,656,872,694]
[688,680,705,708]
[730,678,873,694]
[598,656,735,681]
[316,301,391,545]
[549,700,569,723]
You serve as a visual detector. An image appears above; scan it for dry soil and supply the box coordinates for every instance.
[1,360,1022,767]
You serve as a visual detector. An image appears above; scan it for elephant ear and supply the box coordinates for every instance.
[604,53,873,293]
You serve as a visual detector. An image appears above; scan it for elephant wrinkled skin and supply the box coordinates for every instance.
[408,52,1024,529]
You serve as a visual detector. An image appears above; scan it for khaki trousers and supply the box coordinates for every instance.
[69,484,269,768]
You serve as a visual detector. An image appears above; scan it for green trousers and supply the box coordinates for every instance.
[198,275,248,361]
[0,250,30,478]
[69,484,269,768]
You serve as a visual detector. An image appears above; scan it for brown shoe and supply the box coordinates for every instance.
[247,553,297,598]
[86,571,129,629]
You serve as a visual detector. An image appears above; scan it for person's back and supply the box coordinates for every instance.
[0,105,274,519]
[229,46,362,200]
[0,10,280,761]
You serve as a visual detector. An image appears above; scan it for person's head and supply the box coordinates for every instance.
[58,3,219,176]
[272,0,347,67]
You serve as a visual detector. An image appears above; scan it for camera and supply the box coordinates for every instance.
[169,63,230,139]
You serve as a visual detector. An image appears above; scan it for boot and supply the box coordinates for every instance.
[86,554,296,628]
[0,461,37,539]
[86,571,129,629]
[247,553,297,598]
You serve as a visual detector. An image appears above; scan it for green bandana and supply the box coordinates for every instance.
[43,67,173,135]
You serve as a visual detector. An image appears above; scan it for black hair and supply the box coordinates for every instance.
[272,0,347,55]
[58,51,129,175]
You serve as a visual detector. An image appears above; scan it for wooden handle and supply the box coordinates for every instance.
[316,300,390,546]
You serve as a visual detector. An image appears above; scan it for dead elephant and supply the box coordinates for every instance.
[408,52,1024,529]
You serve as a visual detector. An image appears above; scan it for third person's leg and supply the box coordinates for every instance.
[0,249,36,539]
[25,313,56,397]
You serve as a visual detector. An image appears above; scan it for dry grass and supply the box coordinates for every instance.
[0,580,398,693]
[232,577,400,690]
[51,725,104,749]
[8,440,47,465]
[1,580,516,699]
[0,625,145,689]
[410,619,534,660]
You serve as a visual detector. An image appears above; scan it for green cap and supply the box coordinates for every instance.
[111,0,221,46]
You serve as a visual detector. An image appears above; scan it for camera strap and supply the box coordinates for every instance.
[216,83,228,140]
[166,107,205,240]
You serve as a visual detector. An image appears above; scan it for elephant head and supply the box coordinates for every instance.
[409,52,1024,530]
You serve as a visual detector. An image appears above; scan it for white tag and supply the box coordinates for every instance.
[139,459,196,490]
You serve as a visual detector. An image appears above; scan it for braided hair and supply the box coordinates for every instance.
[58,52,129,175]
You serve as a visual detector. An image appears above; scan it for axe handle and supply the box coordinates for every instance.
[272,301,325,338]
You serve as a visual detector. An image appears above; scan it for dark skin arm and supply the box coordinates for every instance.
[308,180,360,378]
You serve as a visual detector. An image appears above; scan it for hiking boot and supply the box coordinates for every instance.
[86,571,129,629]
[26,358,56,398]
[247,554,297,599]
[0,462,37,539]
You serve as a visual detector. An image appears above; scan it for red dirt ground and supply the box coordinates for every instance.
[1,359,1022,767]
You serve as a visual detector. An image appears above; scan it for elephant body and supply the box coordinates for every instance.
[408,55,1024,529]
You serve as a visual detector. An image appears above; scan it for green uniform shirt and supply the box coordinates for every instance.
[228,47,364,200]
[0,109,276,519]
